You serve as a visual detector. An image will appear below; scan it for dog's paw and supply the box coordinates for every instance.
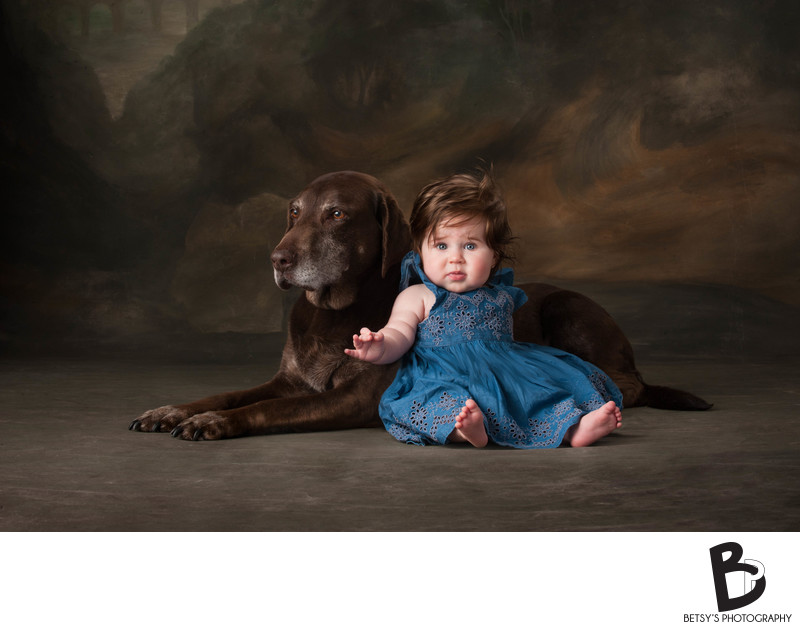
[169,411,232,441]
[129,406,190,433]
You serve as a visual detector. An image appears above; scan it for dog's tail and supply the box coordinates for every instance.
[640,383,713,411]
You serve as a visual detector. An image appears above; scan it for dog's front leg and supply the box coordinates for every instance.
[129,373,298,433]
[168,369,393,440]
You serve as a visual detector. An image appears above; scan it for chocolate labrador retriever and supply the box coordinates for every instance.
[130,171,710,440]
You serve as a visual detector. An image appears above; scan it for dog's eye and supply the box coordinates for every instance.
[331,209,345,220]
[289,208,300,219]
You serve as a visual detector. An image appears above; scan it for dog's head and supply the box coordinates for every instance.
[272,171,411,309]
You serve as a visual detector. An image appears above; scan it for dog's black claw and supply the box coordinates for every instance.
[152,421,161,433]
[170,427,181,438]
[192,429,204,441]
[129,420,141,431]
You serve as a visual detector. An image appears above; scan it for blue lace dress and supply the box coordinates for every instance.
[378,252,623,448]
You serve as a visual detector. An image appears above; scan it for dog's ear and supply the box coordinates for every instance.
[376,190,412,278]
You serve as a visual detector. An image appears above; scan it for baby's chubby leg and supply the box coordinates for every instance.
[448,399,489,448]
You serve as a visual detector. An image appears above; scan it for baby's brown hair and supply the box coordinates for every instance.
[409,167,515,272]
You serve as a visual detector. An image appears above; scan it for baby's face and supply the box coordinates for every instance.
[419,217,498,293]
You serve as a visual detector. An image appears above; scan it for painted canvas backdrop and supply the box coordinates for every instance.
[2,0,799,347]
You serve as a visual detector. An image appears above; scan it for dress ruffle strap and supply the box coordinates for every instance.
[398,251,528,309]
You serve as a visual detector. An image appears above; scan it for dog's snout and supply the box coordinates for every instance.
[271,248,295,271]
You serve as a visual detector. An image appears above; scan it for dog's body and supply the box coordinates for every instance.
[130,171,710,441]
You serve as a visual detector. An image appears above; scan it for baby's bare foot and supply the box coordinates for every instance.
[566,401,622,447]
[449,399,488,448]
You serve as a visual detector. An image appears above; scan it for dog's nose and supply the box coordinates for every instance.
[271,249,295,271]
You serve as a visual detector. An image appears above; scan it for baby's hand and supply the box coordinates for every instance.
[344,328,386,363]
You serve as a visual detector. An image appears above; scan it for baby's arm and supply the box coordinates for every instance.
[344,284,431,364]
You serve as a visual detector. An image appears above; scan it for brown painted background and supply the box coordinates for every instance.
[2,0,799,350]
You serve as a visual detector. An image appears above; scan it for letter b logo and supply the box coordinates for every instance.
[709,542,766,612]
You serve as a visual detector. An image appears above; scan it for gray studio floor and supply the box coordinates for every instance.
[1,282,799,531]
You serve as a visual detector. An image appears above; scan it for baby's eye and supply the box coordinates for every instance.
[436,243,447,250]
[464,243,475,250]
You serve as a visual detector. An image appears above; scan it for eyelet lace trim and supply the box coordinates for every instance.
[418,289,515,346]
[385,388,610,448]
[385,391,463,445]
